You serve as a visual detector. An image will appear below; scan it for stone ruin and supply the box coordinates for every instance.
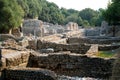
[22,19,43,37]
[0,19,120,80]
[66,22,79,31]
[0,33,120,80]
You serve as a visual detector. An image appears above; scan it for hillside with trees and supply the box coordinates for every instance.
[16,0,104,26]
[0,0,111,33]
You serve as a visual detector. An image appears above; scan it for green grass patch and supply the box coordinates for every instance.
[97,51,116,58]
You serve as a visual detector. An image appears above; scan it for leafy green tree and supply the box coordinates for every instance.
[82,20,90,27]
[77,17,83,26]
[0,0,24,33]
[15,0,105,27]
[65,14,78,23]
[103,0,120,36]
[79,8,98,26]
[61,8,70,17]
[104,0,120,25]
[17,0,29,18]
[95,8,105,26]
[17,0,43,18]
[38,2,65,24]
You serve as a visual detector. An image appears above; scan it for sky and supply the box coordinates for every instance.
[46,0,110,11]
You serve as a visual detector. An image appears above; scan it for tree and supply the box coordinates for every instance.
[38,2,65,24]
[82,20,90,27]
[17,0,29,18]
[94,8,105,26]
[79,8,98,26]
[65,14,78,24]
[0,0,24,33]
[103,0,120,36]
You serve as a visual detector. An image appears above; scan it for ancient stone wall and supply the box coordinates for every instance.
[37,40,90,54]
[28,40,37,50]
[67,37,120,44]
[41,34,62,42]
[67,37,120,51]
[85,28,100,36]
[0,34,24,42]
[11,28,22,37]
[98,44,120,51]
[0,34,17,41]
[63,29,85,37]
[2,68,57,80]
[28,52,115,79]
[22,19,43,37]
[66,22,79,31]
[0,50,30,70]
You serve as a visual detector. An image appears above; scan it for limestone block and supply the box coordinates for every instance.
[86,44,98,56]
[5,52,22,67]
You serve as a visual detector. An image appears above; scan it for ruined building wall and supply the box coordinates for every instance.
[37,40,90,54]
[28,52,115,79]
[67,37,120,44]
[22,19,43,37]
[0,50,30,70]
[2,68,57,80]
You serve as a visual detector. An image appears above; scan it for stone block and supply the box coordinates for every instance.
[86,44,98,56]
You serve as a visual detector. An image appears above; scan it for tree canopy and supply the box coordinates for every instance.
[0,0,24,33]
[103,0,120,25]
[16,0,104,26]
[0,0,106,33]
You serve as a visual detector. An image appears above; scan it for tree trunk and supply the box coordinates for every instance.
[9,29,12,34]
[112,26,115,37]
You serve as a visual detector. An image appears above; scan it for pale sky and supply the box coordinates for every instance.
[46,0,110,11]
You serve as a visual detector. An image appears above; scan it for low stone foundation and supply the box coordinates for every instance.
[37,40,90,54]
[0,49,30,70]
[98,44,120,51]
[2,68,57,80]
[28,52,115,79]
[67,37,120,44]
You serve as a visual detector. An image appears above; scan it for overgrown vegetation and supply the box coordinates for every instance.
[97,51,116,58]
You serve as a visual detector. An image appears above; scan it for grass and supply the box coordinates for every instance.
[97,51,116,58]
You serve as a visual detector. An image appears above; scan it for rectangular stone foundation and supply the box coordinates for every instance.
[2,68,57,80]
